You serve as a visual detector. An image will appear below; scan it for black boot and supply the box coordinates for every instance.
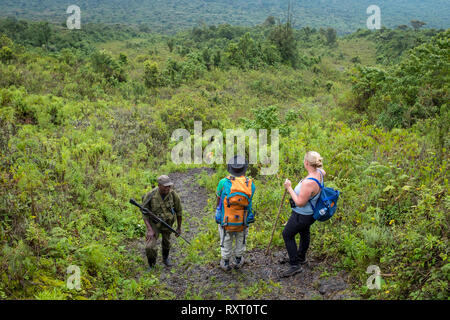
[298,255,308,265]
[162,249,172,267]
[234,256,244,269]
[147,256,156,271]
[220,259,231,271]
[279,254,307,265]
[281,264,302,278]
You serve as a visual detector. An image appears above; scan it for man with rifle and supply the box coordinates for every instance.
[139,175,183,270]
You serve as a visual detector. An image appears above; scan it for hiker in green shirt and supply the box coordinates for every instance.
[215,155,256,271]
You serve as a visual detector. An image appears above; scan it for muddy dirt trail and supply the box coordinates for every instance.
[129,168,355,300]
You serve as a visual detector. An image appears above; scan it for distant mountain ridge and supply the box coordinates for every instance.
[0,0,448,34]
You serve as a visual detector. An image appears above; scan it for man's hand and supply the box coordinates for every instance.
[176,215,182,237]
[146,230,155,241]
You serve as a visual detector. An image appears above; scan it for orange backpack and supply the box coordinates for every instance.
[218,175,253,232]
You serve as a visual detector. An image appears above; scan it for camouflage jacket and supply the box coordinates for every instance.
[141,187,182,227]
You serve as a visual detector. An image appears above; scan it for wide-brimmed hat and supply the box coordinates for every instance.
[227,155,248,176]
[157,175,173,187]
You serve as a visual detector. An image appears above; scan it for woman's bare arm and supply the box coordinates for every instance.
[284,179,316,207]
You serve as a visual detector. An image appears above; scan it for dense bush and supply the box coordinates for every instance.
[351,30,449,129]
[0,21,448,300]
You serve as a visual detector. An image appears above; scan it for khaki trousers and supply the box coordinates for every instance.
[218,225,248,260]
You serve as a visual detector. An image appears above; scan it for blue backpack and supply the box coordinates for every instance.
[307,172,340,222]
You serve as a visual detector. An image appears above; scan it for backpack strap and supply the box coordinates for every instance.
[307,178,323,189]
[307,170,324,189]
[142,188,157,207]
[307,170,324,211]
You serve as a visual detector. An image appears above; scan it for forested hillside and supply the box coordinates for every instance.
[1,0,449,34]
[0,12,448,300]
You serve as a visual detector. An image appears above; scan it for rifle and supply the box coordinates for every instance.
[129,198,191,245]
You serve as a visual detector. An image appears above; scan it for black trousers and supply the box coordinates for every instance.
[282,211,316,266]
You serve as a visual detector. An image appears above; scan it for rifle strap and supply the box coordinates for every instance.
[142,188,158,214]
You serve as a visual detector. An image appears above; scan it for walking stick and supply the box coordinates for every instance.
[265,188,287,255]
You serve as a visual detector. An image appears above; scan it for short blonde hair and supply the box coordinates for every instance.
[304,151,323,168]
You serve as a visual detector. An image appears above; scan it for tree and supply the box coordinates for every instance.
[410,20,426,31]
[138,24,151,33]
[225,33,261,69]
[192,27,204,42]
[163,58,182,86]
[143,60,160,88]
[201,48,211,70]
[261,42,281,66]
[119,53,128,65]
[0,34,13,47]
[167,38,174,52]
[263,16,276,27]
[0,35,14,63]
[36,22,51,47]
[91,50,126,82]
[217,24,235,40]
[325,28,337,46]
[212,49,222,67]
[0,46,14,63]
[268,6,297,67]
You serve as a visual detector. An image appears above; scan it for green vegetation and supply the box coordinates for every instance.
[351,31,449,131]
[0,14,448,300]
[1,0,449,34]
[0,17,148,53]
[348,27,444,64]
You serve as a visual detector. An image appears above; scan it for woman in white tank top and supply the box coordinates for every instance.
[280,151,326,278]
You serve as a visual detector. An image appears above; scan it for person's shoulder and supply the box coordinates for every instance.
[145,186,158,195]
[170,188,180,198]
[303,178,317,186]
[217,177,228,190]
[217,177,229,186]
[143,187,158,202]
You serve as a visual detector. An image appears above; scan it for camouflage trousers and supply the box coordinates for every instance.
[145,220,172,261]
